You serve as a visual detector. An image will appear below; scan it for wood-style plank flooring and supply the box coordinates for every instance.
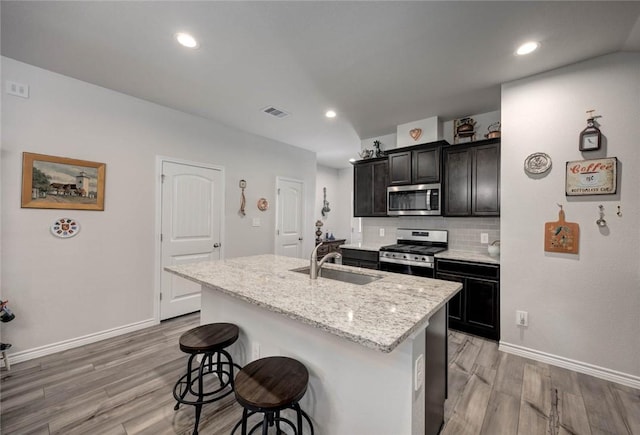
[1,313,638,434]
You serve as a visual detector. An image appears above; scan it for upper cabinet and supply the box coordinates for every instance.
[387,140,448,185]
[443,138,500,217]
[353,157,388,217]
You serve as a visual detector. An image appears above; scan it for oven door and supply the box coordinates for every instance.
[379,260,434,278]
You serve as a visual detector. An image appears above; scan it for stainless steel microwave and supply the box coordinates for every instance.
[387,184,441,216]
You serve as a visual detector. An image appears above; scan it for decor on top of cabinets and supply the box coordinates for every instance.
[596,205,607,227]
[315,220,323,243]
[453,117,476,143]
[565,157,617,196]
[579,110,602,151]
[50,217,80,238]
[409,128,422,142]
[21,152,106,211]
[373,140,385,158]
[544,204,579,254]
[524,152,552,175]
[321,187,331,216]
[358,149,373,159]
[238,179,247,216]
[485,122,501,139]
[257,198,268,211]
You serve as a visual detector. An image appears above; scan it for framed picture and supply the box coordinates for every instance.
[21,152,106,210]
[565,157,617,196]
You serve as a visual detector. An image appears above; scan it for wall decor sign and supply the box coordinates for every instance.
[21,152,106,210]
[565,157,617,196]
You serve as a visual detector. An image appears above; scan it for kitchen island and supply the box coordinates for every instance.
[166,254,461,435]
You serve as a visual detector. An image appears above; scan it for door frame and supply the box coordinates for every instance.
[154,155,225,322]
[274,176,306,258]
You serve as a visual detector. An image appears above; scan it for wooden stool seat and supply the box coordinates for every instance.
[232,356,314,434]
[179,322,239,354]
[173,323,241,435]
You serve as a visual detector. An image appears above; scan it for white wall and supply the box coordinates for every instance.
[0,57,317,358]
[501,53,640,382]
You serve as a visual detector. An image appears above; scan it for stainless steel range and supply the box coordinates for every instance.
[379,229,448,277]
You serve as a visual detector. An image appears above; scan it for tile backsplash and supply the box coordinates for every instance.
[362,216,500,254]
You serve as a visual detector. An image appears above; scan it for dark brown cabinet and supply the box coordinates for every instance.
[316,239,346,260]
[435,259,500,341]
[353,157,388,217]
[443,138,500,216]
[387,141,447,185]
[340,248,379,270]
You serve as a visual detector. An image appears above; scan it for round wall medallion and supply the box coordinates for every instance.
[524,152,552,174]
[51,218,80,238]
[257,198,269,211]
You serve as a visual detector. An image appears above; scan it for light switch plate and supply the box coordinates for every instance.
[5,80,29,98]
[481,233,489,244]
[252,218,260,227]
[379,228,385,237]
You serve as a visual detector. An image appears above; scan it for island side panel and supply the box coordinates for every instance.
[201,285,425,435]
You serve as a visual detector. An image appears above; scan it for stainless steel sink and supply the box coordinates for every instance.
[292,266,382,285]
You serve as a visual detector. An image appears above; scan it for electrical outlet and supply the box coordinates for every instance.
[516,310,528,327]
[5,80,29,98]
[379,228,385,237]
[481,233,489,244]
[252,342,260,360]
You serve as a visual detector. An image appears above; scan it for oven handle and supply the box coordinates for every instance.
[379,256,434,268]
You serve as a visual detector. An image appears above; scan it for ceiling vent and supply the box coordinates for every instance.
[262,106,290,118]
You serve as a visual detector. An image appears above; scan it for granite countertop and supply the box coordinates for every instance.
[166,254,461,353]
[435,250,500,265]
[339,242,386,251]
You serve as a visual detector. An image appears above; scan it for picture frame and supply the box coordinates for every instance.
[565,157,617,196]
[21,152,106,210]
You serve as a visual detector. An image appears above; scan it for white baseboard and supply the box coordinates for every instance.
[5,318,158,366]
[499,341,640,390]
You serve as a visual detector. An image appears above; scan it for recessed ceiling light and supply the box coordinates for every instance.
[325,110,337,118]
[516,41,539,56]
[175,32,198,49]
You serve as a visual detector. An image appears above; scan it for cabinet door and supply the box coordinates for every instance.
[371,160,389,216]
[353,163,373,217]
[466,277,499,335]
[473,143,500,216]
[388,152,412,185]
[437,273,465,322]
[444,148,472,216]
[413,147,440,183]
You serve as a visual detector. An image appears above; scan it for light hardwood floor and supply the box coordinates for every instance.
[1,313,638,434]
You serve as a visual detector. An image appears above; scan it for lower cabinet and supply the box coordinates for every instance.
[435,259,500,341]
[340,248,379,270]
[317,239,346,261]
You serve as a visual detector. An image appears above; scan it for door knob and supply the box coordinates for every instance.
[298,237,303,241]
[213,243,221,248]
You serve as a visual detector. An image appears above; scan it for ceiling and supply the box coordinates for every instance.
[3,2,640,168]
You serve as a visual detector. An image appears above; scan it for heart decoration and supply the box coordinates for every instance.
[409,128,422,141]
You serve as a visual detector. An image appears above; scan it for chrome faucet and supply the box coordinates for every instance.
[310,243,342,279]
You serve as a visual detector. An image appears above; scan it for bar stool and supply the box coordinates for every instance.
[231,356,314,435]
[173,323,241,435]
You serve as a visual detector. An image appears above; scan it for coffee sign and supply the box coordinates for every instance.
[566,157,617,196]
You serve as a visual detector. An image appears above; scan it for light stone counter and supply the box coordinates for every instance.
[436,249,500,265]
[166,254,461,353]
[339,242,385,252]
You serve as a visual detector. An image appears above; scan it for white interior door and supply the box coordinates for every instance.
[160,160,223,320]
[276,178,304,258]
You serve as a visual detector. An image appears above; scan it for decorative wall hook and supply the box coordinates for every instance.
[239,179,246,216]
[596,204,607,227]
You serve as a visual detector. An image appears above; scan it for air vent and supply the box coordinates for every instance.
[262,106,290,118]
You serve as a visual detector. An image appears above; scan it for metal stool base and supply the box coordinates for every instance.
[173,348,241,435]
[230,402,314,435]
